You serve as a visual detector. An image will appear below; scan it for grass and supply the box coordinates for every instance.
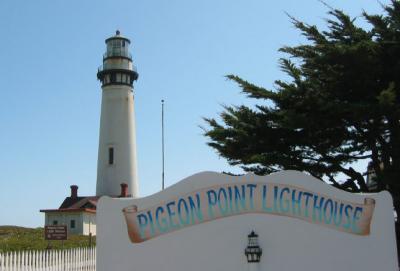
[0,226,96,252]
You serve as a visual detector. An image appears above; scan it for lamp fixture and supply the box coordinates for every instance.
[245,230,262,263]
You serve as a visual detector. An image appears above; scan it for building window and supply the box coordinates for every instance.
[70,220,76,229]
[53,220,58,225]
[108,147,114,165]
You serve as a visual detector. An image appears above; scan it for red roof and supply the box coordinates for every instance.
[40,208,96,213]
[40,196,99,214]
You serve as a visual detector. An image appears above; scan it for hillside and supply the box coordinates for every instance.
[0,226,95,252]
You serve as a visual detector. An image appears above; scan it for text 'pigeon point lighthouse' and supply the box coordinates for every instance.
[96,31,139,197]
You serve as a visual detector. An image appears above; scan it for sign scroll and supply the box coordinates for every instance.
[123,182,375,243]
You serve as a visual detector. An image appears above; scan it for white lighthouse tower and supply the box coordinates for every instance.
[96,30,139,197]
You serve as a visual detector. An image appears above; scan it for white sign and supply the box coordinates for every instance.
[97,171,398,271]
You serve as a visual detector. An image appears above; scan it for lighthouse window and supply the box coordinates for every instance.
[122,40,125,47]
[108,147,114,165]
[112,40,121,48]
[110,73,116,83]
[70,220,76,229]
[117,73,121,82]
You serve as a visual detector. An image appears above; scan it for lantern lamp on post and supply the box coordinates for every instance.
[245,231,262,263]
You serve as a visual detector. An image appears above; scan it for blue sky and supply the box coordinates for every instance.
[0,0,389,227]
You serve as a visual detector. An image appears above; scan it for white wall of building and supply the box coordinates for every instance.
[83,212,97,236]
[45,212,96,236]
[97,171,398,271]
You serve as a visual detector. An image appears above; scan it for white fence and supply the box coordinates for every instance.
[0,247,96,271]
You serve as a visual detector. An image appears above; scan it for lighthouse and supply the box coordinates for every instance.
[96,30,139,197]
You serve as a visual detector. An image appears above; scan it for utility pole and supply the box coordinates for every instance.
[162,99,165,190]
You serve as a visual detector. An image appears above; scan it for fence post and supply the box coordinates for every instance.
[66,250,70,271]
[19,251,22,271]
[31,251,34,271]
[80,248,83,271]
[52,250,55,271]
[20,251,24,271]
[59,250,62,271]
[28,251,31,271]
[38,251,41,271]
[40,250,43,271]
[57,250,60,271]
[11,252,14,271]
[0,251,3,271]
[74,249,78,271]
[61,250,64,271]
[34,251,38,271]
[85,248,88,271]
[4,253,7,271]
[4,252,8,269]
[42,250,45,271]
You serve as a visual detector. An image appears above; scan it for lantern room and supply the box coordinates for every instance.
[97,30,139,87]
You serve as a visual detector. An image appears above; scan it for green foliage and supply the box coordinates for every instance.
[204,1,400,205]
[0,226,95,252]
